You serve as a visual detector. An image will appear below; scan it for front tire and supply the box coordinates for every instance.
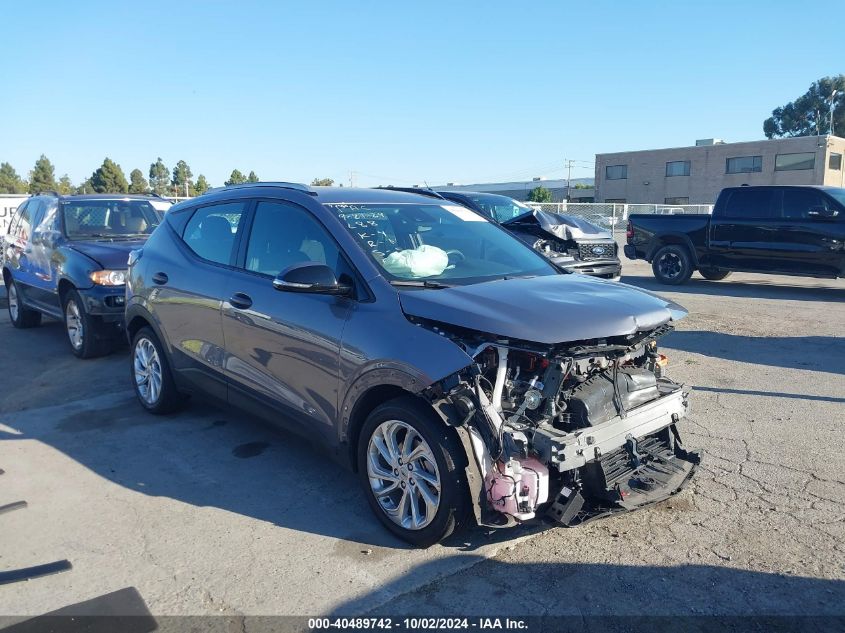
[357,396,471,547]
[652,244,693,285]
[698,268,731,281]
[131,326,183,414]
[63,288,110,358]
[7,278,42,328]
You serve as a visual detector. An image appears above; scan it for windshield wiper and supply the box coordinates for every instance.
[389,279,452,289]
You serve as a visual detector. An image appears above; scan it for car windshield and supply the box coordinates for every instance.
[463,193,534,223]
[62,200,162,239]
[326,202,556,285]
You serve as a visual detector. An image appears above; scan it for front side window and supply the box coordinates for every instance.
[183,201,246,265]
[723,188,775,218]
[245,201,342,277]
[605,165,627,180]
[63,200,162,239]
[775,152,815,171]
[829,153,842,170]
[781,189,825,219]
[325,202,554,285]
[665,161,690,177]
[726,156,762,174]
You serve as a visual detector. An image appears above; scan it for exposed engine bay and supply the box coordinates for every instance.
[419,320,700,528]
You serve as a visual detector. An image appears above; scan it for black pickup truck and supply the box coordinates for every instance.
[624,185,845,284]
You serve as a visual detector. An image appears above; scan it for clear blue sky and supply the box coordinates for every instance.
[1,0,842,188]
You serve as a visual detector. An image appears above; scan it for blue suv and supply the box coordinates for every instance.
[2,193,163,358]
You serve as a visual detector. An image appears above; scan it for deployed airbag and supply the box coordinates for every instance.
[383,244,449,278]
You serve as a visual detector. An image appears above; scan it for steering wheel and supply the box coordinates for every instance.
[445,249,466,264]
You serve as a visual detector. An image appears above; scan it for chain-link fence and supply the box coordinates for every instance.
[524,202,713,236]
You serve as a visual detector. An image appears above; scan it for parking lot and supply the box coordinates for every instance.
[1,254,844,621]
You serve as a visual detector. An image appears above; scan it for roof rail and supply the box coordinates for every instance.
[374,186,446,200]
[208,181,316,196]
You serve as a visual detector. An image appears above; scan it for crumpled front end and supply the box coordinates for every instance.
[419,319,700,529]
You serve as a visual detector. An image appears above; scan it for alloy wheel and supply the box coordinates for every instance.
[65,299,84,349]
[133,338,163,405]
[366,420,441,530]
[658,252,682,279]
[8,283,19,321]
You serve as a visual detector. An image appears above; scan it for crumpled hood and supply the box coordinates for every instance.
[69,239,146,269]
[503,210,612,241]
[398,274,686,345]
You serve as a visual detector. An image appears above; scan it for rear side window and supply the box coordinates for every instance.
[723,188,775,218]
[182,201,247,265]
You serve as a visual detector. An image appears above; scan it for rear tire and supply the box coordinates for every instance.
[7,278,42,328]
[357,396,471,547]
[698,268,731,281]
[63,288,110,359]
[652,244,693,285]
[130,326,183,414]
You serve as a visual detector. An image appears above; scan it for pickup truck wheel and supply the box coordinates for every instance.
[63,288,110,359]
[698,268,731,281]
[652,245,693,285]
[358,396,471,547]
[7,279,42,328]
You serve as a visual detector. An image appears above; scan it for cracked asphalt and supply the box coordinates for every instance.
[1,255,843,621]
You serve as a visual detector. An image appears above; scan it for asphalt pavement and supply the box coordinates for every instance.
[0,258,843,622]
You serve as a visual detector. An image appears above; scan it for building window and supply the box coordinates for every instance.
[726,155,762,174]
[605,165,627,180]
[775,152,816,171]
[830,153,843,170]
[664,197,690,205]
[665,161,690,177]
[604,199,626,203]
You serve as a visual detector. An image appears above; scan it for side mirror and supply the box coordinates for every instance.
[807,206,838,219]
[272,262,352,296]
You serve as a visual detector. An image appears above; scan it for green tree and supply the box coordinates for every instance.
[76,178,93,194]
[311,177,334,186]
[527,185,552,203]
[246,170,259,183]
[90,158,129,193]
[149,157,170,195]
[171,159,193,195]
[128,168,149,194]
[0,162,27,193]
[225,169,246,186]
[29,154,57,193]
[194,174,210,195]
[764,75,845,138]
[57,174,74,195]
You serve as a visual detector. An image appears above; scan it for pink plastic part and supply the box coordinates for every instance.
[485,456,550,521]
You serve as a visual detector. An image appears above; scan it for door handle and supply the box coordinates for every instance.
[229,292,253,310]
[152,272,169,285]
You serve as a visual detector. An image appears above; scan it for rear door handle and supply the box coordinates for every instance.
[229,292,253,310]
[152,272,169,285]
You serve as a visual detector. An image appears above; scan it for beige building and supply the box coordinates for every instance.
[595,135,845,204]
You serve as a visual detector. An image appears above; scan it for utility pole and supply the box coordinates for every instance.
[831,90,839,137]
[563,159,577,202]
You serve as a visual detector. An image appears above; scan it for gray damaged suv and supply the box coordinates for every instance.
[126,182,699,546]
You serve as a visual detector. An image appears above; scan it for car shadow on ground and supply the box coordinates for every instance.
[330,557,845,624]
[662,330,845,377]
[0,391,542,551]
[621,274,845,303]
